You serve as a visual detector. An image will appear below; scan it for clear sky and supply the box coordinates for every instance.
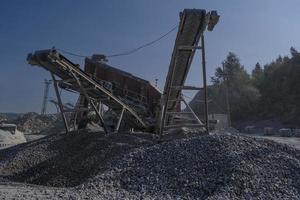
[0,0,300,113]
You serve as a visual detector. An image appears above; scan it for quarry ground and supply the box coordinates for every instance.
[249,134,300,150]
[0,130,300,199]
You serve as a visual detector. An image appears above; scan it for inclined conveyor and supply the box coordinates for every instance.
[27,49,148,131]
[159,9,219,134]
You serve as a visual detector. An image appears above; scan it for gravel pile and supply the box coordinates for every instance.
[0,131,156,187]
[12,112,59,134]
[0,114,7,123]
[84,134,300,199]
[1,132,300,199]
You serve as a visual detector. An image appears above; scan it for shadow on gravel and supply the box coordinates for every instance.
[1,132,300,199]
[0,131,157,187]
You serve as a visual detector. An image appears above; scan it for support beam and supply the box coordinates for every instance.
[159,49,179,136]
[90,100,108,134]
[51,73,69,133]
[164,124,205,129]
[171,86,203,90]
[56,58,147,128]
[178,45,202,50]
[181,96,204,125]
[73,111,78,130]
[166,111,192,115]
[67,69,108,134]
[63,108,93,113]
[115,107,125,132]
[201,36,209,134]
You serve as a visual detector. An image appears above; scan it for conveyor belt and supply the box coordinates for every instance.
[27,49,148,130]
[161,9,208,128]
[163,9,207,112]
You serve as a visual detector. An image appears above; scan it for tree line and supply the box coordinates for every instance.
[207,47,300,125]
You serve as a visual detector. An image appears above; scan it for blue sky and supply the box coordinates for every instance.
[0,0,300,113]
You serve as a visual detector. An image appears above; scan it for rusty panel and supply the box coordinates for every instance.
[84,58,161,116]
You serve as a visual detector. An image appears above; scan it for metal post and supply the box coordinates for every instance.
[201,36,209,134]
[98,101,104,116]
[115,107,125,132]
[222,63,231,127]
[90,101,108,134]
[73,111,78,131]
[68,69,108,134]
[41,79,51,115]
[51,73,69,133]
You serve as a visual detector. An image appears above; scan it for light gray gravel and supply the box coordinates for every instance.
[0,132,300,199]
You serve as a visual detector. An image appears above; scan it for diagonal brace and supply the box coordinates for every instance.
[51,73,69,133]
[67,69,108,134]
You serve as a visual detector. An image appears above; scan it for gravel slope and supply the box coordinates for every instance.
[0,131,156,187]
[0,133,300,199]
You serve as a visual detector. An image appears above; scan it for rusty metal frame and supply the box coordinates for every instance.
[115,107,125,132]
[201,35,209,134]
[159,35,209,135]
[67,67,108,134]
[52,56,147,129]
[51,73,69,133]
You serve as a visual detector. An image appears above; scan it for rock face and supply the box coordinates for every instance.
[0,132,300,199]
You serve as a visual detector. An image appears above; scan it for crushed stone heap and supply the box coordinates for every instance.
[0,131,157,187]
[0,133,300,199]
[12,112,59,134]
[85,134,300,199]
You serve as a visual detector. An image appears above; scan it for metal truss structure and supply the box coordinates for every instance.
[41,79,52,115]
[159,9,219,135]
[27,50,148,133]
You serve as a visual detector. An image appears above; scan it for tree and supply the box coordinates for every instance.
[210,52,260,121]
[212,52,247,85]
[258,47,300,123]
[290,47,300,58]
[194,47,300,126]
[252,62,264,87]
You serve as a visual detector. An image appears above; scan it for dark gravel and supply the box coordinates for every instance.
[0,131,156,187]
[1,132,300,199]
[85,134,300,199]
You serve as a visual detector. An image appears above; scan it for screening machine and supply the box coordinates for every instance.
[27,50,160,133]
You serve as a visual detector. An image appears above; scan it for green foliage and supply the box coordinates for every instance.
[252,62,263,87]
[193,47,300,125]
[257,47,300,123]
[210,52,260,121]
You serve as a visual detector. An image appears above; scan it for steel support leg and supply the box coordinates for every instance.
[115,107,125,132]
[73,111,78,130]
[51,73,69,133]
[98,102,104,116]
[68,69,108,134]
[159,50,179,137]
[201,36,209,134]
[90,100,108,134]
